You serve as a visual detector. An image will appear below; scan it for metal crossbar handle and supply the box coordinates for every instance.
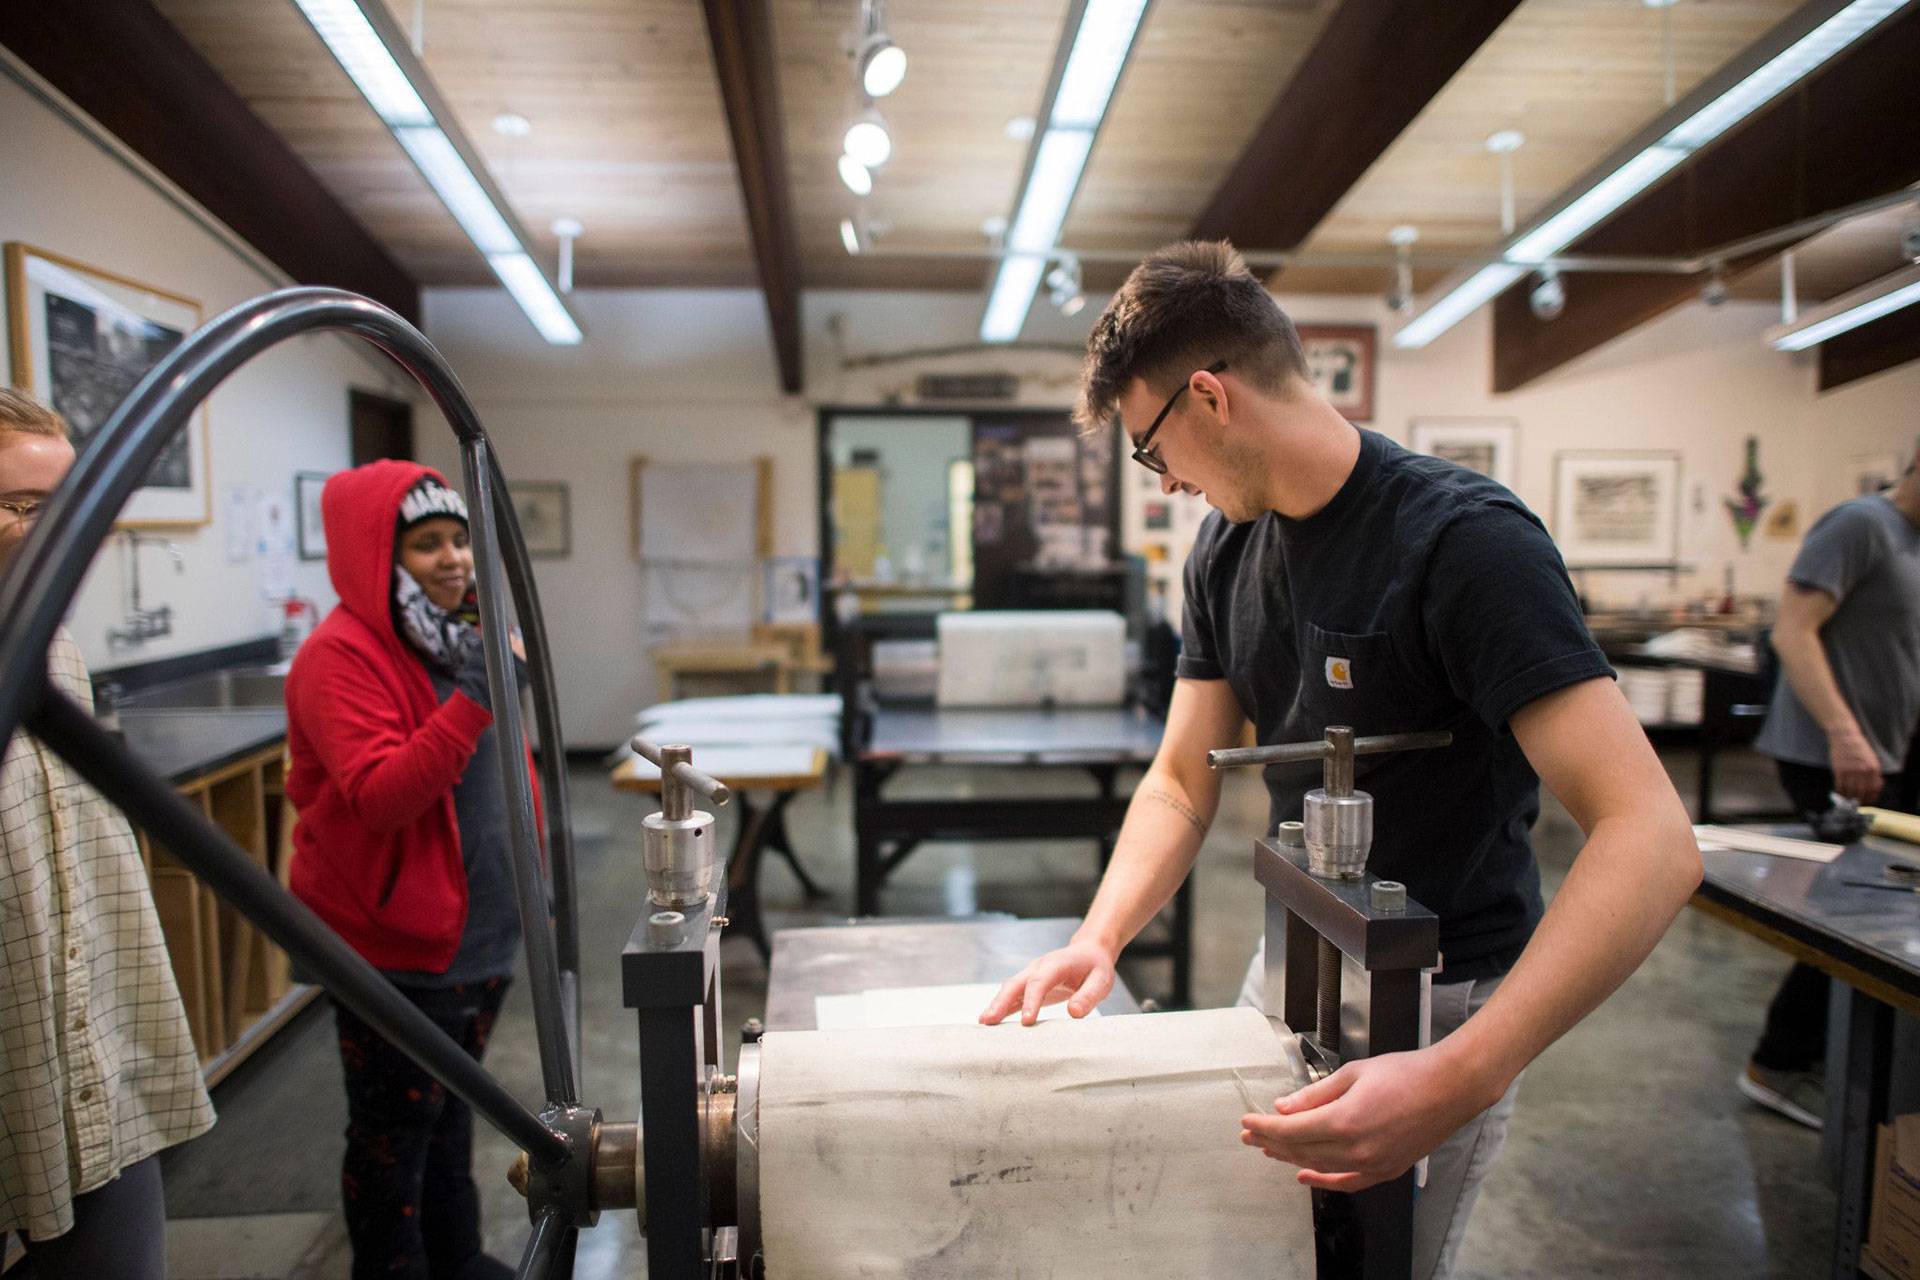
[630,737,733,809]
[1208,729,1454,774]
[0,287,590,1277]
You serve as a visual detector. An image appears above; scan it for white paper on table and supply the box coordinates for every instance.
[812,982,1094,1031]
[1693,825,1844,862]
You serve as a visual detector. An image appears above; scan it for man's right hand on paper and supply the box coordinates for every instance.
[979,938,1117,1026]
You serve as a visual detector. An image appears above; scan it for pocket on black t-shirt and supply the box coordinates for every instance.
[1302,623,1408,733]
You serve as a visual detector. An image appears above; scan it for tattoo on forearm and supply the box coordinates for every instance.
[1149,787,1206,837]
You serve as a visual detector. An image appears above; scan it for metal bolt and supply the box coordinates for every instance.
[1275,820,1306,849]
[1370,880,1407,913]
[741,1017,764,1044]
[712,916,730,929]
[648,910,685,945]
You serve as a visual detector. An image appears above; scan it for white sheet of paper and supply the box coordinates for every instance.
[1693,825,1844,863]
[811,982,1092,1032]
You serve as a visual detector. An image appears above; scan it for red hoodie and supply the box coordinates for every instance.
[286,459,536,972]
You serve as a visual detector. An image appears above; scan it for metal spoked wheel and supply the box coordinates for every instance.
[0,288,601,1279]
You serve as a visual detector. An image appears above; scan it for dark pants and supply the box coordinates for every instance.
[16,1155,165,1280]
[1752,756,1919,1072]
[335,976,509,1280]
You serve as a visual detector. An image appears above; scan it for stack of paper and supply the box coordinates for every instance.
[1693,826,1843,863]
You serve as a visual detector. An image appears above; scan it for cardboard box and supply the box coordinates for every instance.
[1866,1114,1920,1280]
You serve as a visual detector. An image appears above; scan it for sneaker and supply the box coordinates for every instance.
[1737,1061,1825,1130]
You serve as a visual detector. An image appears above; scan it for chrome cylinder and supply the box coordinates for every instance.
[1302,787,1373,879]
[642,809,716,907]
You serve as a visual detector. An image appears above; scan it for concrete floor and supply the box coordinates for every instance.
[152,745,1834,1279]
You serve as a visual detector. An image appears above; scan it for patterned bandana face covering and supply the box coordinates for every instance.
[393,562,479,673]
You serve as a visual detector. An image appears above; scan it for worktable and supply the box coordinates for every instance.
[851,702,1193,1006]
[1693,829,1920,1278]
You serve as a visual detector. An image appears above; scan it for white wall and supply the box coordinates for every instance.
[422,272,1919,748]
[417,287,810,746]
[0,67,414,673]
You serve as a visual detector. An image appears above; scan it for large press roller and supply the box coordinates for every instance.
[0,281,1450,1280]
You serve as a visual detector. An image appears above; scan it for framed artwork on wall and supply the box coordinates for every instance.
[295,471,330,560]
[1410,418,1518,490]
[4,242,211,527]
[1296,323,1376,423]
[1552,451,1682,569]
[508,481,571,558]
[1850,452,1900,495]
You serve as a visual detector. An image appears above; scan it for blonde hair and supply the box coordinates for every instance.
[0,388,69,441]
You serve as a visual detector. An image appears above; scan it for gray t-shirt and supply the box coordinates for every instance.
[1753,495,1920,772]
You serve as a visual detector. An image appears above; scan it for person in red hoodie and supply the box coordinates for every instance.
[287,460,529,1280]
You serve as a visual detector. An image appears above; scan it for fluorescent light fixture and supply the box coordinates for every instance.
[837,152,873,196]
[394,127,520,255]
[1051,0,1151,128]
[840,218,862,256]
[291,0,582,345]
[1767,263,1920,350]
[844,114,892,168]
[290,0,431,126]
[1009,129,1093,254]
[1664,0,1906,148]
[1395,0,1910,349]
[981,253,1047,343]
[860,41,907,98]
[1506,146,1687,263]
[487,252,582,345]
[1392,263,1525,349]
[979,0,1150,342]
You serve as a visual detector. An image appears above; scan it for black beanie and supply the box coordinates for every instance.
[396,475,469,535]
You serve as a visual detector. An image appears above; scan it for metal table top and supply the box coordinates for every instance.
[119,707,287,786]
[1697,829,1920,1000]
[863,703,1164,765]
[764,917,1140,1031]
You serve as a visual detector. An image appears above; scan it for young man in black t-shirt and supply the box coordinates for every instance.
[981,241,1700,1278]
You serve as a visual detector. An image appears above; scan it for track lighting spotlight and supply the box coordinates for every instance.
[1529,268,1566,321]
[853,0,906,98]
[843,107,892,169]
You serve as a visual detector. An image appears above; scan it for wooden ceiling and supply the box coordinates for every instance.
[131,0,1919,311]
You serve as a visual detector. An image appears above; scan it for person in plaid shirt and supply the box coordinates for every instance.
[0,388,214,1278]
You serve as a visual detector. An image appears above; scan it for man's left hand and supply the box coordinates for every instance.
[1239,1047,1498,1192]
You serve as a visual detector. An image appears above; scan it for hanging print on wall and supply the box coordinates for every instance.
[1724,436,1771,551]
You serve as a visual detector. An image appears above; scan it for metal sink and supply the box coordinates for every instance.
[115,665,287,711]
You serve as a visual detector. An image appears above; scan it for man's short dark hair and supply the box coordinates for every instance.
[1076,240,1309,434]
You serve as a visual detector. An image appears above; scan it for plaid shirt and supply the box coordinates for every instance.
[0,631,214,1240]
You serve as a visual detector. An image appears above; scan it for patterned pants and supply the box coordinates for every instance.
[334,976,509,1280]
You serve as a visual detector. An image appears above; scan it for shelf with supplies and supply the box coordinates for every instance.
[118,710,316,1086]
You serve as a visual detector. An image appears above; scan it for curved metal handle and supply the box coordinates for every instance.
[0,287,583,1134]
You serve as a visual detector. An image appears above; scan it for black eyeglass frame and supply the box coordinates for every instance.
[1128,359,1227,474]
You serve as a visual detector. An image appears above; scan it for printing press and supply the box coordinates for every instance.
[599,726,1451,1279]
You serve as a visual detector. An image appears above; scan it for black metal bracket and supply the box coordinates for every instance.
[1258,837,1440,1280]
[623,892,730,1277]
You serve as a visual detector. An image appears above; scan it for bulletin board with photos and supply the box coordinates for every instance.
[968,413,1119,609]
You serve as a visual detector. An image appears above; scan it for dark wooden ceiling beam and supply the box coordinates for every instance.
[1819,297,1920,392]
[0,0,418,323]
[1492,7,1920,393]
[700,0,803,394]
[1189,0,1524,250]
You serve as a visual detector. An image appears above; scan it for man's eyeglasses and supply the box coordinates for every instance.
[1128,359,1226,474]
[0,498,44,527]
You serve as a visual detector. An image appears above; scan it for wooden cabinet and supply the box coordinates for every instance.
[134,745,316,1086]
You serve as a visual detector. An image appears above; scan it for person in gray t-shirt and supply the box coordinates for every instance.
[1737,440,1920,1130]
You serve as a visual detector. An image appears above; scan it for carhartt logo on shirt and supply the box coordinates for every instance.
[1326,656,1353,689]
